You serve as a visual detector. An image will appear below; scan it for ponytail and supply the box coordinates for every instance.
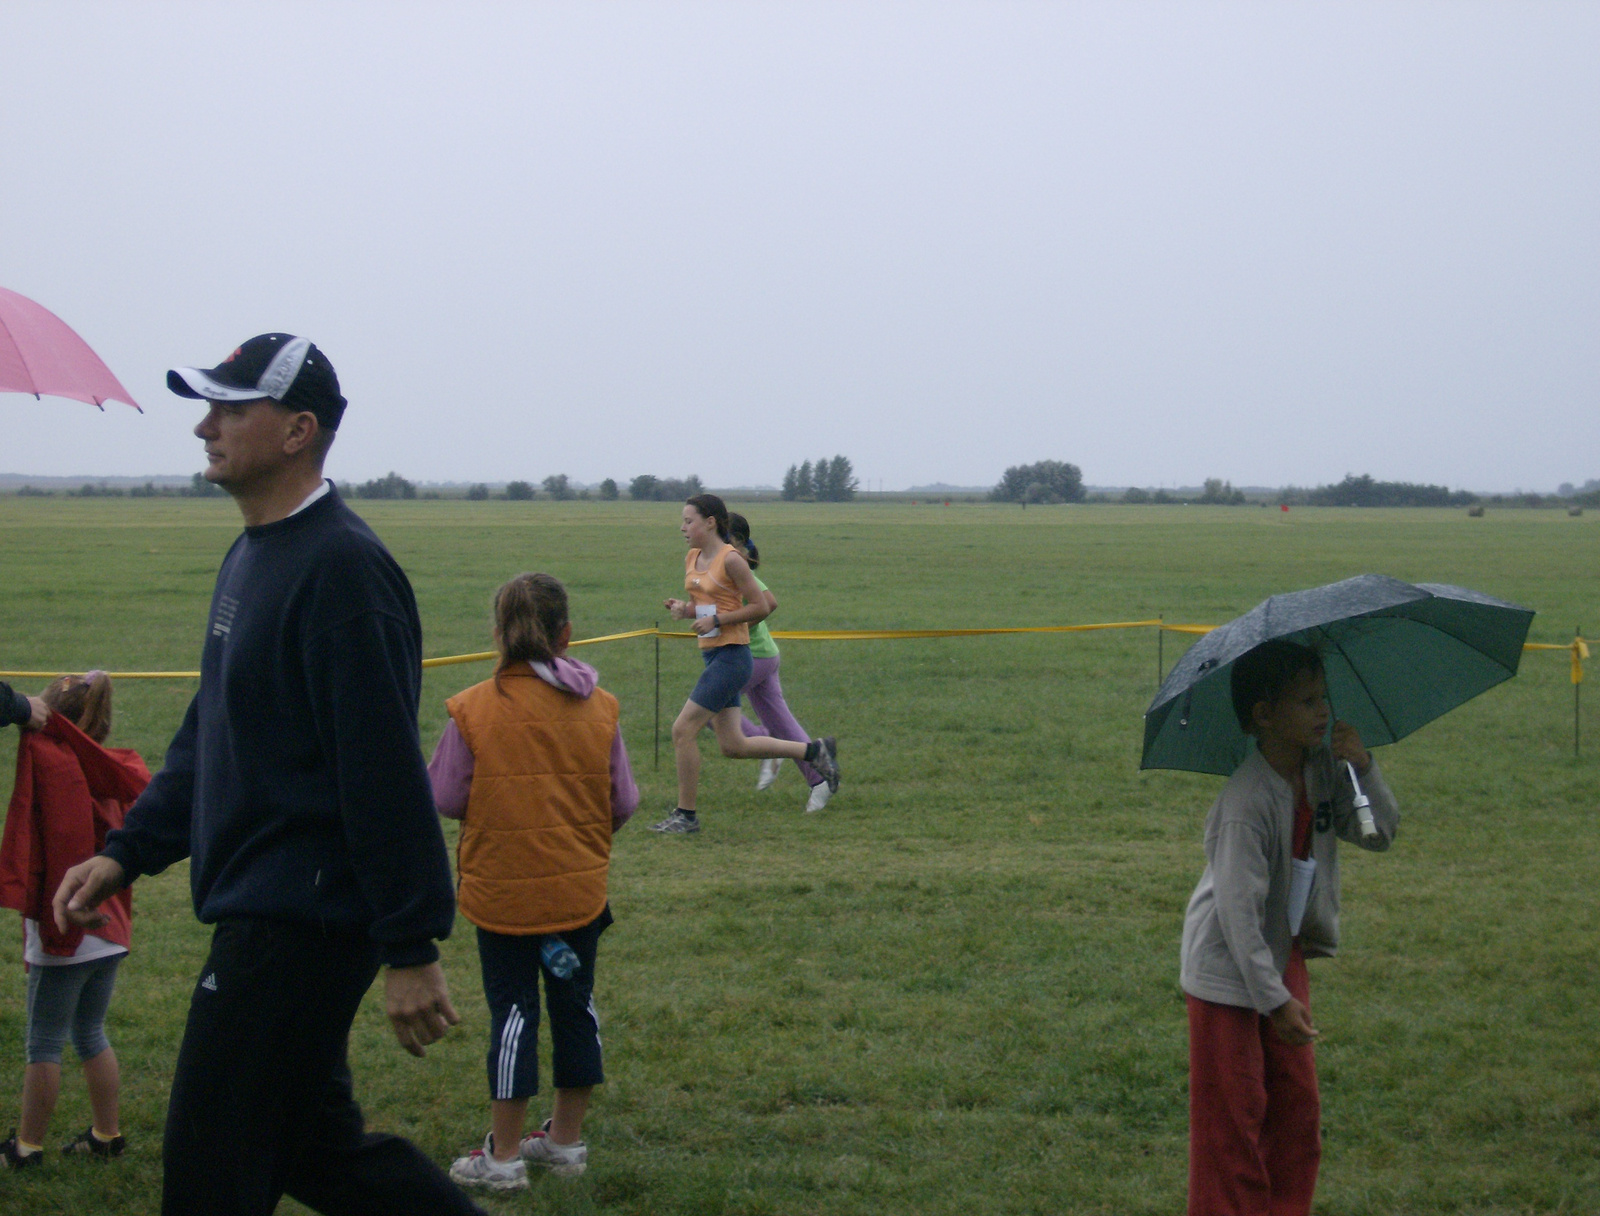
[727,511,760,569]
[41,670,113,743]
[492,573,569,693]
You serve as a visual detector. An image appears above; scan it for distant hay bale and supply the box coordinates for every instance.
[1467,505,1485,517]
[1569,506,1583,517]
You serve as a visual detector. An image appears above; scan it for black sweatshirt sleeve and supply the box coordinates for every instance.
[304,611,457,968]
[101,694,200,879]
[1,682,30,728]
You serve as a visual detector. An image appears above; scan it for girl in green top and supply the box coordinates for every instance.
[730,514,833,812]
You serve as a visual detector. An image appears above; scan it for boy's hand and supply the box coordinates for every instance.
[1270,997,1319,1046]
[1331,721,1371,773]
[24,697,50,730]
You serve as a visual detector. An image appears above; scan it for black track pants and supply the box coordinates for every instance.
[161,919,485,1216]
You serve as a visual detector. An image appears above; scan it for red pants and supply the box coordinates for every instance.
[1186,946,1320,1216]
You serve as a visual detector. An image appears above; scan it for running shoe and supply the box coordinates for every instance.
[62,1126,126,1159]
[449,1133,529,1191]
[650,809,701,834]
[805,783,832,813]
[521,1122,588,1177]
[756,758,781,790]
[1,1131,42,1170]
[811,737,841,793]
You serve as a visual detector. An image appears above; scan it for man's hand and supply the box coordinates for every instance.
[53,855,126,933]
[1269,997,1319,1046]
[385,962,460,1058]
[1331,721,1371,773]
[24,697,49,731]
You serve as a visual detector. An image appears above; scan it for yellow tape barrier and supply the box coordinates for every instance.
[2,624,1588,681]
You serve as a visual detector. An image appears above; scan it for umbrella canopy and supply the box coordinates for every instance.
[0,286,140,411]
[1142,574,1535,775]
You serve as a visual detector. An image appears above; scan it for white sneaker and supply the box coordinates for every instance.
[522,1127,587,1177]
[450,1133,529,1191]
[756,758,781,791]
[805,783,832,813]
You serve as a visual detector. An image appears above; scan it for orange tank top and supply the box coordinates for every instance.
[684,546,751,649]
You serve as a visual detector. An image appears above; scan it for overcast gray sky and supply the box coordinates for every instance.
[2,2,1595,491]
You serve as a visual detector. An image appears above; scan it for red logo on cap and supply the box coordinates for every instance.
[222,347,242,364]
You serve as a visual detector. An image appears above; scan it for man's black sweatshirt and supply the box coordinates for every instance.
[103,486,455,967]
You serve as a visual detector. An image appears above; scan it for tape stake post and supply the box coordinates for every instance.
[1576,626,1584,760]
[1157,614,1164,689]
[654,621,662,771]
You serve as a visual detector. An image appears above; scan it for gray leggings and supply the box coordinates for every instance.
[25,955,121,1065]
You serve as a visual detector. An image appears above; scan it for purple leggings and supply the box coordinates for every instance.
[739,655,823,787]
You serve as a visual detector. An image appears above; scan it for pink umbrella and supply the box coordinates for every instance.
[0,286,140,411]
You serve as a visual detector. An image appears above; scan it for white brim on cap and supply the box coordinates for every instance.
[168,336,312,402]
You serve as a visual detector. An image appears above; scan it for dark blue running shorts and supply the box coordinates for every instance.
[689,643,753,713]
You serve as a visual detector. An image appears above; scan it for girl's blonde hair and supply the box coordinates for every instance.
[41,671,113,743]
[493,573,569,693]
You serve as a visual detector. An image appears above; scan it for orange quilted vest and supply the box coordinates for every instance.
[445,668,619,934]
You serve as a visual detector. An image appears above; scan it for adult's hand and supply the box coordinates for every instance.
[25,697,49,731]
[1269,997,1319,1046]
[385,961,460,1058]
[53,855,126,933]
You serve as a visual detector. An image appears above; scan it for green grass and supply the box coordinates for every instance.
[0,498,1595,1215]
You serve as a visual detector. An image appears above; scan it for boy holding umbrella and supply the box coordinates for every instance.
[1180,639,1400,1216]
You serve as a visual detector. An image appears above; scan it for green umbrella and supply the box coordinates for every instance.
[1141,574,1534,777]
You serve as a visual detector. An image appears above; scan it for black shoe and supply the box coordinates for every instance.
[62,1125,125,1159]
[2,1129,42,1169]
[649,808,701,834]
[811,737,840,793]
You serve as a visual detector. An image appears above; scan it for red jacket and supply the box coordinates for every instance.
[0,715,148,956]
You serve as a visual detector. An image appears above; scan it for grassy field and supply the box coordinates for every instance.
[0,497,1594,1216]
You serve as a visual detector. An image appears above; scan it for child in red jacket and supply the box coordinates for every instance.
[0,672,148,1168]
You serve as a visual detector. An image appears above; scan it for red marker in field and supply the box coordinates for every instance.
[1281,504,1290,513]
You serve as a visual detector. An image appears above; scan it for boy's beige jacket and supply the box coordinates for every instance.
[1180,744,1399,1014]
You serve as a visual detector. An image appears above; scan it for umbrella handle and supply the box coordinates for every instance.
[1344,760,1378,839]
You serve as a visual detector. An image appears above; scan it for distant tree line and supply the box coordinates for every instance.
[629,474,705,501]
[354,471,418,500]
[782,456,857,501]
[1118,474,1485,507]
[1286,474,1477,508]
[990,460,1085,504]
[12,473,225,499]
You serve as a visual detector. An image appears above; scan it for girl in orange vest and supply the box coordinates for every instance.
[428,573,639,1191]
[652,493,840,834]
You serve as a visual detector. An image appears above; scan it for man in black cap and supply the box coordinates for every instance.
[55,335,485,1215]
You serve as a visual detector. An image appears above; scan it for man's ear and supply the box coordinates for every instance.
[283,411,322,458]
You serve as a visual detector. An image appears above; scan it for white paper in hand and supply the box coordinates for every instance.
[1287,856,1317,937]
[695,602,721,638]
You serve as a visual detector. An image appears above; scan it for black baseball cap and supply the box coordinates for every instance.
[167,333,347,431]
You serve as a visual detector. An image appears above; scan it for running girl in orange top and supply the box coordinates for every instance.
[652,493,840,834]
